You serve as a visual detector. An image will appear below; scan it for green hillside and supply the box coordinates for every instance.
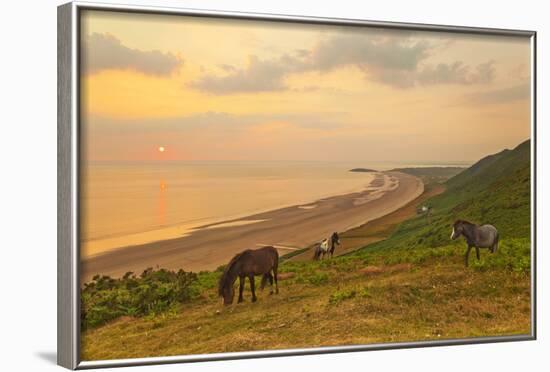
[447,140,529,193]
[81,140,532,361]
[345,139,531,278]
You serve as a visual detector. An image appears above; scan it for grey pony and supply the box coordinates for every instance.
[450,220,499,267]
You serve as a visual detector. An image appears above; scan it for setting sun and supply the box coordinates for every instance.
[158,146,165,153]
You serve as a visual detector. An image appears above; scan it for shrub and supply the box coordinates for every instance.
[81,268,198,330]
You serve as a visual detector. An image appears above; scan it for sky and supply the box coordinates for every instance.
[80,10,532,163]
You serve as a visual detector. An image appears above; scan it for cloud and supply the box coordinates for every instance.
[191,53,309,94]
[83,111,350,135]
[82,110,360,162]
[464,83,530,105]
[416,60,495,85]
[82,33,182,76]
[83,112,252,135]
[191,33,495,93]
[313,35,429,72]
[354,58,496,89]
[508,63,530,82]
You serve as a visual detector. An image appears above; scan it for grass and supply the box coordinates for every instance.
[81,239,531,360]
[80,140,532,360]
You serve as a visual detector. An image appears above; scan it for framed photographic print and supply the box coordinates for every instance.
[57,1,537,369]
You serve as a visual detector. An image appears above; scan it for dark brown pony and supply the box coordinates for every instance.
[218,246,279,305]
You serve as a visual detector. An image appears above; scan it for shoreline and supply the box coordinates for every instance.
[81,171,423,282]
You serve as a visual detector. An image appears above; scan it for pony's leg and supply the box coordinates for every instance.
[268,273,274,295]
[261,273,273,293]
[238,275,245,303]
[273,267,279,294]
[475,246,480,261]
[260,273,269,291]
[249,274,257,302]
[464,245,472,267]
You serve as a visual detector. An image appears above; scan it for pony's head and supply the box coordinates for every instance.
[218,281,235,306]
[332,232,341,245]
[218,252,242,305]
[451,220,467,240]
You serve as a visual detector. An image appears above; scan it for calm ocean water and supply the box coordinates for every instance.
[80,161,467,257]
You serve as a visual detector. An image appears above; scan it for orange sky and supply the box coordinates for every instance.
[80,10,532,163]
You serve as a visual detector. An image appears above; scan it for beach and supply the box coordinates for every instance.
[81,171,423,282]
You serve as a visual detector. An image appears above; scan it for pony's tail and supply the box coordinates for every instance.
[312,245,319,260]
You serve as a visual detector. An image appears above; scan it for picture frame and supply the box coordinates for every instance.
[58,1,537,369]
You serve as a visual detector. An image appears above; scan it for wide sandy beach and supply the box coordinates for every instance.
[81,171,423,282]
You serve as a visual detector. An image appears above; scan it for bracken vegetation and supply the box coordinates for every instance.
[81,269,199,330]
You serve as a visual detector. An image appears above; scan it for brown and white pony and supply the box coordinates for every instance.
[313,232,341,260]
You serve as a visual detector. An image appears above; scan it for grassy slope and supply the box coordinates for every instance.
[81,141,532,360]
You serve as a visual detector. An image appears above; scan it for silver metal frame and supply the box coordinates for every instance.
[57,1,537,369]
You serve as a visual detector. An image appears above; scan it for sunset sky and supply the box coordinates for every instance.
[80,10,532,163]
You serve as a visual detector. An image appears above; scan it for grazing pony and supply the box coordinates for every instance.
[313,232,341,260]
[218,246,279,305]
[450,220,499,267]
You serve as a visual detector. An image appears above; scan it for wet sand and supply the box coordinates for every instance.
[81,172,423,282]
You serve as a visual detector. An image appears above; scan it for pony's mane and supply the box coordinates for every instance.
[218,250,248,296]
[455,219,474,226]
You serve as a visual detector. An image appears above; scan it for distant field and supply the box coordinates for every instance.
[81,140,531,361]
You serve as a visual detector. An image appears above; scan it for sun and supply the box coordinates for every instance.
[158,146,165,153]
